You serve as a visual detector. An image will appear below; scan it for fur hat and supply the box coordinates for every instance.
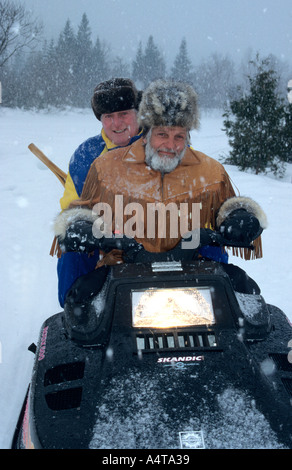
[91,78,142,121]
[138,79,200,131]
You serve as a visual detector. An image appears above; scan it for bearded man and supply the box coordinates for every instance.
[54,80,267,330]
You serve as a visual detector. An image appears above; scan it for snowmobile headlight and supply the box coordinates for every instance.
[131,287,215,328]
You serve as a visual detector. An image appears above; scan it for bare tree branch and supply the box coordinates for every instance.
[0,0,43,67]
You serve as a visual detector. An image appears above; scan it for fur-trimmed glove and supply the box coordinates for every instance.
[218,209,261,245]
[54,207,113,253]
[60,219,100,253]
[216,197,268,247]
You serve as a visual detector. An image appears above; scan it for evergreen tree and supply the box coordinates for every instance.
[91,37,110,85]
[143,36,166,87]
[170,38,193,84]
[132,41,145,87]
[282,102,292,162]
[74,13,93,107]
[223,55,287,176]
[21,49,47,108]
[2,49,27,107]
[55,19,77,106]
[132,37,166,88]
[42,39,60,106]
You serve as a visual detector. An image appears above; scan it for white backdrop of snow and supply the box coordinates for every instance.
[0,107,291,449]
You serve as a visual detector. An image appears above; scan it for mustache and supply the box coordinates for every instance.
[157,147,177,155]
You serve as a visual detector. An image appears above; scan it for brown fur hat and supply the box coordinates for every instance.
[91,78,141,121]
[138,79,200,131]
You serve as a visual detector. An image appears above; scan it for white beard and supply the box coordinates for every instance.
[145,141,187,174]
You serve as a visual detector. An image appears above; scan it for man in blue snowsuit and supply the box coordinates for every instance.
[55,78,144,307]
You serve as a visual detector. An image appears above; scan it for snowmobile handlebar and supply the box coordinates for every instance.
[61,204,261,260]
[61,220,255,262]
[96,229,254,264]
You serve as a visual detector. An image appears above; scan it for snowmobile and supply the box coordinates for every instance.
[12,233,292,449]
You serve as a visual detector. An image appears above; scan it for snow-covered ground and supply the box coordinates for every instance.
[0,107,291,449]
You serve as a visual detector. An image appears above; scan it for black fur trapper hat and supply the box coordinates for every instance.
[91,78,142,120]
[138,79,200,132]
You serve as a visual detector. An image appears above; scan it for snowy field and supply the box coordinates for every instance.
[0,107,291,449]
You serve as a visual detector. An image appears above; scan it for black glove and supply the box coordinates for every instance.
[59,218,143,254]
[124,229,224,264]
[58,220,99,253]
[218,209,262,247]
[118,238,145,263]
[59,219,119,253]
[197,228,224,247]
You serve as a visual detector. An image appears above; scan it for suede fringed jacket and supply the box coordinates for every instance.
[60,138,262,260]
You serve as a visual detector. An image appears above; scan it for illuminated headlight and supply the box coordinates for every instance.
[132,287,215,328]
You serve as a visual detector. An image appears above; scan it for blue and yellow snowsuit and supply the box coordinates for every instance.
[57,129,143,307]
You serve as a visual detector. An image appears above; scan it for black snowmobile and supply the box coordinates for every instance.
[12,233,292,449]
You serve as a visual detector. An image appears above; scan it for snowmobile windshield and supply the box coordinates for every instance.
[131,287,215,328]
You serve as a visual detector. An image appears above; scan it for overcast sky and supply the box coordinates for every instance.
[24,0,292,67]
